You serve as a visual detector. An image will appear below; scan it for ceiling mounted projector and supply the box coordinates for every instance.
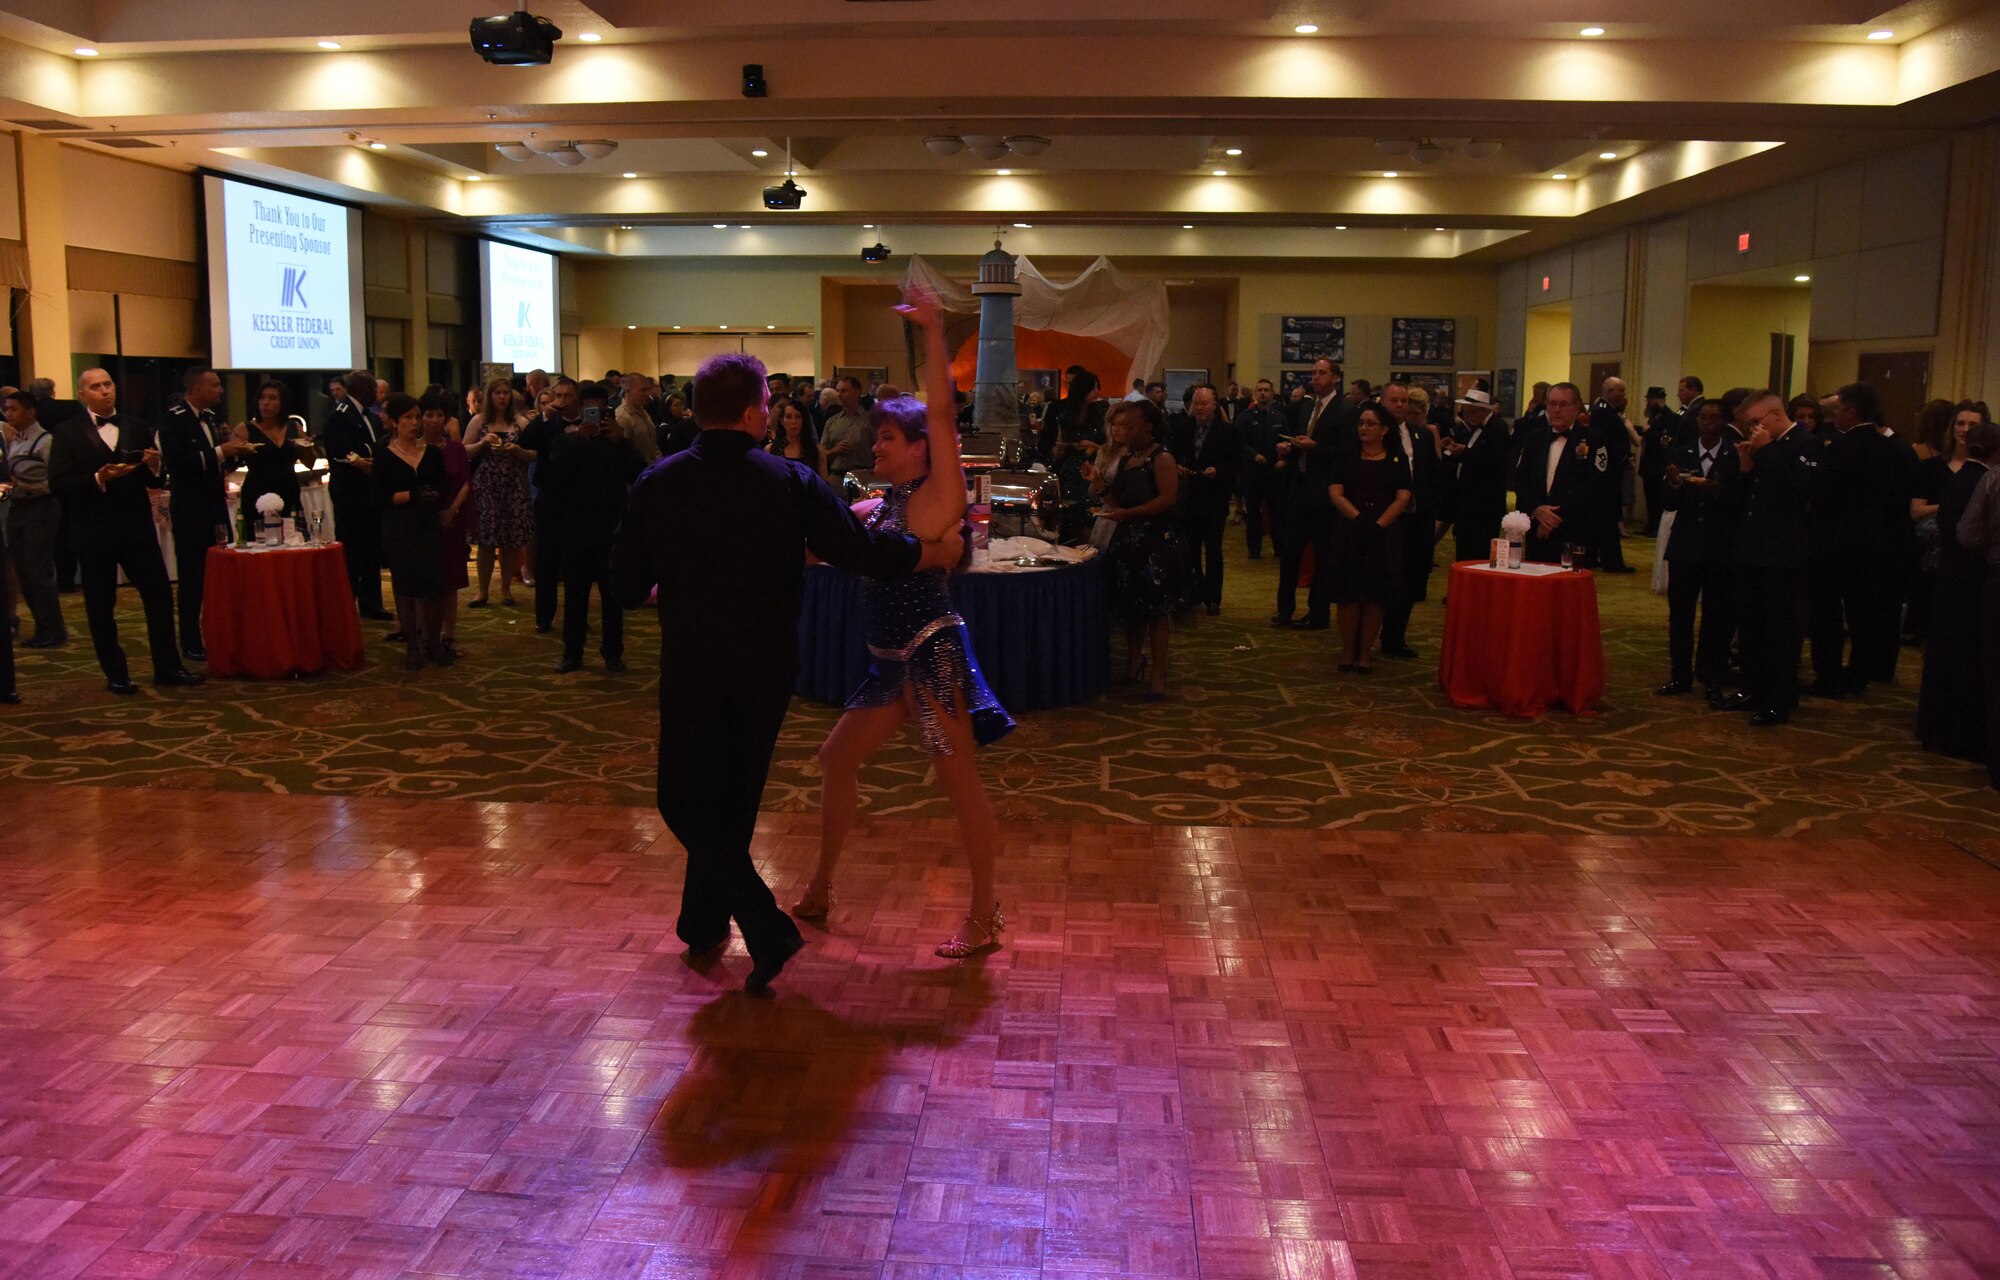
[763,176,807,209]
[470,11,562,66]
[861,242,892,263]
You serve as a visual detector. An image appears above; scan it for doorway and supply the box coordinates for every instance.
[1524,304,1570,392]
[1856,351,1930,435]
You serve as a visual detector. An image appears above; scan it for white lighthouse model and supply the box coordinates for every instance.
[969,240,1022,438]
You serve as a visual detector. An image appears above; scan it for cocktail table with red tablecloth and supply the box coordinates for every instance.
[1437,560,1605,716]
[201,544,366,678]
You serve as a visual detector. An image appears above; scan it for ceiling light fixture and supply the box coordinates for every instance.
[466,174,483,182]
[1013,222,1032,228]
[739,225,751,230]
[1580,26,1605,36]
[718,324,728,330]
[766,325,776,330]
[1867,28,1894,39]
[672,325,682,329]
[1212,169,1228,177]
[619,224,631,229]
[317,40,342,50]
[1224,148,1243,157]
[1794,274,1812,282]
[495,143,533,161]
[1598,151,1618,160]
[573,140,617,159]
[863,223,875,229]
[368,141,387,150]
[926,134,1049,160]
[577,31,601,42]
[1182,224,1194,229]
[74,46,98,56]
[1294,23,1318,34]
[995,168,1012,176]
[1335,225,1347,230]
[547,146,585,166]
[627,325,636,329]
[1383,170,1399,178]
[621,171,637,179]
[713,223,728,229]
[750,149,768,157]
[1552,172,1569,179]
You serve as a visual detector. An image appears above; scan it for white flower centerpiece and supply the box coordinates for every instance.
[1499,510,1531,569]
[255,492,285,546]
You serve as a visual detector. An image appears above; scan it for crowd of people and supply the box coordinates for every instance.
[2,350,1998,797]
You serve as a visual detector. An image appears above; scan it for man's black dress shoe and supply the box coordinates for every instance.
[1204,603,1220,616]
[184,647,206,662]
[154,669,206,687]
[555,656,582,674]
[0,692,20,705]
[106,680,138,696]
[1717,691,1753,711]
[745,933,805,994]
[22,636,65,649]
[1299,617,1330,631]
[1269,615,1293,628]
[1655,678,1693,696]
[604,656,626,673]
[1749,708,1789,727]
[1382,643,1418,659]
[360,609,395,622]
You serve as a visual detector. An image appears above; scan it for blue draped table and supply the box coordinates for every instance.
[796,558,1111,710]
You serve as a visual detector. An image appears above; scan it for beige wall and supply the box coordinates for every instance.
[1524,306,1570,391]
[1235,264,1498,390]
[1684,285,1812,398]
[61,147,198,262]
[1160,284,1232,383]
[0,132,20,243]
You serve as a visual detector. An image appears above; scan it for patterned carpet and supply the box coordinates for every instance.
[4,531,1998,844]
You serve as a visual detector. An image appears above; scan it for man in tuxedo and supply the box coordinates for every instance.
[1379,380,1440,658]
[1440,389,1511,566]
[1657,399,1739,699]
[1675,375,1707,437]
[1811,381,1918,695]
[1588,378,1636,572]
[1638,386,1676,536]
[1169,384,1238,615]
[1517,382,1552,439]
[543,382,646,674]
[321,370,390,620]
[1236,379,1287,561]
[1724,389,1823,726]
[160,366,250,659]
[45,368,203,694]
[608,352,961,993]
[1511,382,1604,564]
[519,376,584,633]
[1272,358,1346,629]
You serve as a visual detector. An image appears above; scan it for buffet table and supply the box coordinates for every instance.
[797,556,1110,710]
[1438,560,1605,716]
[200,544,365,679]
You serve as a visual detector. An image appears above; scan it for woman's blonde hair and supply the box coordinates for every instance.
[478,378,521,427]
[1406,386,1430,409]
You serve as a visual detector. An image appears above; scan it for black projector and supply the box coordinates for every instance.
[763,177,807,210]
[861,242,892,263]
[470,11,563,66]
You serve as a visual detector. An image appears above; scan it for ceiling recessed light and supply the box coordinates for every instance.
[750,149,768,157]
[1867,28,1894,39]
[465,174,482,182]
[864,224,875,229]
[316,40,341,50]
[622,172,638,179]
[1552,172,1569,179]
[1294,23,1318,34]
[1212,169,1229,177]
[619,224,632,229]
[74,46,98,57]
[739,225,751,230]
[996,168,1012,176]
[1224,148,1243,157]
[1598,151,1618,160]
[1794,274,1812,282]
[1434,226,1445,231]
[1182,224,1194,229]
[577,31,601,41]
[713,223,728,229]
[626,324,636,330]
[1383,171,1398,178]
[718,324,728,330]
[672,325,682,329]
[1013,222,1032,228]
[368,141,387,150]
[766,324,776,330]
[1334,224,1347,230]
[1580,26,1605,36]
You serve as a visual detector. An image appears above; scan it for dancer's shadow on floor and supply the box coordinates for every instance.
[654,964,996,1174]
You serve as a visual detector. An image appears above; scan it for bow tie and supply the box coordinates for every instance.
[95,415,120,428]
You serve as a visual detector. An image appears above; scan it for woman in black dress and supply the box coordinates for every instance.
[234,381,316,523]
[1327,402,1412,674]
[1085,398,1186,699]
[1919,420,1999,758]
[374,393,449,670]
[1042,370,1108,545]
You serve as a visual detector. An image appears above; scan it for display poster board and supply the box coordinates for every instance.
[1165,367,1210,406]
[1396,371,1453,405]
[479,241,559,370]
[1280,316,1346,366]
[1495,368,1520,418]
[1390,317,1456,366]
[1279,369,1316,399]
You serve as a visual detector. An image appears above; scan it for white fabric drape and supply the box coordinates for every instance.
[902,254,1170,389]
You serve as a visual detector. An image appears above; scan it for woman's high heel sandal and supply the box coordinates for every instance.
[935,904,1004,959]
[792,885,834,920]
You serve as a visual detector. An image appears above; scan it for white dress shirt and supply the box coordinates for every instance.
[1545,430,1568,491]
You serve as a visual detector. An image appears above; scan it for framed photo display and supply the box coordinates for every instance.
[1280,316,1346,366]
[1390,317,1456,366]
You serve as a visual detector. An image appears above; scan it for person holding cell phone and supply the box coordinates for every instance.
[47,368,202,694]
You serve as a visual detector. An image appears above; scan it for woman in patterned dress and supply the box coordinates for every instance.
[798,289,1014,959]
[463,379,531,608]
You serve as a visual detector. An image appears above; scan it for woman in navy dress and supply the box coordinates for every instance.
[799,290,1013,958]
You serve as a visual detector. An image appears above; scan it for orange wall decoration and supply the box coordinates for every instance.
[949,327,1136,396]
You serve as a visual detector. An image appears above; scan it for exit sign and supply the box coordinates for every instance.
[1541,276,1551,291]
[1738,232,1752,252]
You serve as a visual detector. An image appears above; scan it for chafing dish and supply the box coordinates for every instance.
[986,469,1061,539]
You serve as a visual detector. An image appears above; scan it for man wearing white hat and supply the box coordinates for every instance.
[1440,388,1512,565]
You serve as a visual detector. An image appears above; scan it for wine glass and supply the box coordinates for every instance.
[310,511,326,545]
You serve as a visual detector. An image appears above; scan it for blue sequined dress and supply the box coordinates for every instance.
[846,480,1015,754]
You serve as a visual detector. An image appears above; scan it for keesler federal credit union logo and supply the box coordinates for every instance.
[516,300,533,330]
[280,265,309,309]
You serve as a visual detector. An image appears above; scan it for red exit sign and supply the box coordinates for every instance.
[1738,232,1752,252]
[1541,276,1551,291]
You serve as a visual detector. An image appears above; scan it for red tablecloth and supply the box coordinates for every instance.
[202,544,365,679]
[1438,561,1605,716]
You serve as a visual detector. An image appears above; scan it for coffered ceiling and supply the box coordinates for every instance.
[1,0,1996,263]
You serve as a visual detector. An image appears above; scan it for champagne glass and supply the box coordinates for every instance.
[311,511,326,545]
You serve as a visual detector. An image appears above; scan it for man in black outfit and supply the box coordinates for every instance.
[1638,385,1675,536]
[321,370,390,620]
[1439,389,1511,566]
[1657,399,1740,699]
[544,383,645,674]
[1809,382,1917,696]
[1272,358,1347,629]
[45,368,203,694]
[520,377,583,633]
[1723,389,1823,726]
[1588,377,1635,572]
[1511,382,1604,564]
[1378,380,1439,659]
[610,353,960,993]
[1169,383,1237,615]
[160,366,249,660]
[1236,379,1286,561]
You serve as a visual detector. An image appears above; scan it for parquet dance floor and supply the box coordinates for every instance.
[3,782,2000,1278]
